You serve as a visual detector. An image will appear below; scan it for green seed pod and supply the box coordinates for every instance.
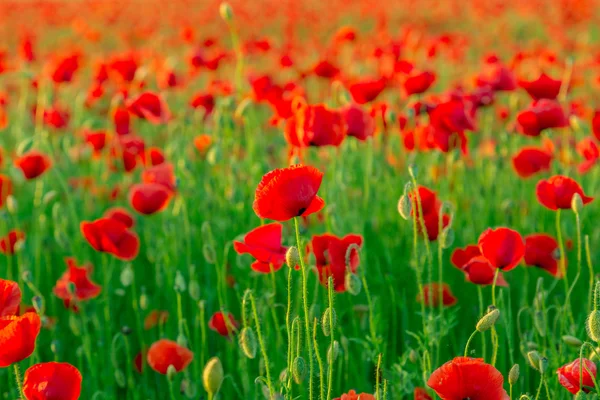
[115,369,126,388]
[476,308,500,332]
[203,357,224,395]
[519,395,531,400]
[140,292,149,310]
[189,281,201,301]
[587,310,600,342]
[286,246,300,269]
[292,356,307,384]
[120,264,134,287]
[174,271,187,293]
[508,364,519,385]
[397,195,412,220]
[575,391,588,400]
[441,227,454,249]
[177,334,188,348]
[327,340,340,364]
[538,357,548,374]
[167,365,177,382]
[202,244,216,264]
[321,307,337,337]
[345,273,362,296]
[562,335,583,348]
[533,311,546,337]
[588,347,600,362]
[408,349,418,363]
[239,327,257,359]
[572,193,584,214]
[43,190,58,206]
[527,351,541,371]
[6,195,17,214]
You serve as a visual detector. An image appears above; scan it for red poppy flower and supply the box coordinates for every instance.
[144,310,169,330]
[285,103,347,148]
[478,227,525,271]
[147,339,194,374]
[233,223,288,273]
[0,312,41,367]
[311,233,363,292]
[333,390,375,400]
[0,174,12,209]
[451,245,482,269]
[141,162,176,193]
[414,388,433,400]
[428,357,509,399]
[253,165,325,221]
[409,186,450,241]
[113,105,131,135]
[417,283,457,307]
[147,147,165,166]
[557,358,596,395]
[524,234,564,277]
[84,129,108,155]
[576,137,599,174]
[518,73,562,100]
[189,93,215,118]
[516,99,568,137]
[129,183,172,215]
[536,175,594,210]
[15,151,52,180]
[0,279,21,317]
[476,60,517,92]
[208,311,239,337]
[51,54,80,84]
[347,78,387,104]
[80,218,139,260]
[511,147,553,178]
[103,207,135,228]
[126,92,171,124]
[112,135,146,172]
[194,134,212,154]
[109,54,139,83]
[0,229,25,255]
[342,104,375,141]
[53,257,101,308]
[593,111,600,142]
[461,256,508,287]
[404,71,436,96]
[33,105,70,130]
[312,60,340,79]
[23,362,82,400]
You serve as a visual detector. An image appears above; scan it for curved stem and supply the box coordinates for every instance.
[464,330,478,357]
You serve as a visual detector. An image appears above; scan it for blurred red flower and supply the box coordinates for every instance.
[23,362,82,400]
[0,279,21,317]
[15,151,52,180]
[417,283,457,307]
[147,339,193,374]
[53,257,101,309]
[104,207,135,228]
[209,311,239,337]
[126,92,171,124]
[234,223,288,273]
[0,230,25,255]
[536,175,593,210]
[517,99,568,137]
[524,234,563,277]
[518,73,561,100]
[0,312,41,367]
[80,218,139,260]
[511,147,553,178]
[478,227,524,271]
[129,183,172,215]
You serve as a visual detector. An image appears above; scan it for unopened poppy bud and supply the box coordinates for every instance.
[239,327,257,359]
[408,349,418,363]
[166,365,177,382]
[115,369,126,387]
[182,379,197,397]
[177,334,188,348]
[6,195,17,214]
[572,193,584,214]
[397,195,412,220]
[327,340,340,364]
[292,356,307,384]
[22,270,32,283]
[508,364,519,385]
[322,307,337,337]
[140,292,149,310]
[519,396,531,400]
[476,308,500,332]
[43,190,57,206]
[345,273,362,296]
[587,310,600,342]
[345,244,361,268]
[174,271,187,293]
[538,357,548,374]
[189,280,201,301]
[32,296,44,315]
[533,311,546,337]
[202,357,224,395]
[286,246,300,269]
[574,391,587,400]
[527,351,541,370]
[441,227,454,249]
[203,244,216,264]
[562,335,583,348]
[219,2,234,23]
[120,264,134,287]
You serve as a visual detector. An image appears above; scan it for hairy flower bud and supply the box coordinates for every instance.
[239,327,257,359]
[286,246,300,269]
[292,356,307,384]
[322,307,337,337]
[476,308,500,332]
[203,357,224,395]
[508,364,519,385]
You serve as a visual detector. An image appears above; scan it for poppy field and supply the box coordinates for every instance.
[1,0,600,399]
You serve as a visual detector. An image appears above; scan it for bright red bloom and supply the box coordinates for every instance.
[524,234,564,277]
[311,233,363,292]
[427,357,509,399]
[103,207,135,228]
[126,92,171,124]
[404,71,436,96]
[208,311,239,337]
[557,358,596,395]
[84,129,108,155]
[113,106,131,135]
[333,390,375,400]
[342,104,375,141]
[33,105,70,130]
[194,134,212,154]
[451,245,482,269]
[23,362,82,400]
[518,73,561,100]
[576,137,599,174]
[414,387,433,400]
[536,175,593,210]
[0,174,12,209]
[476,60,517,92]
[593,111,600,142]
[516,99,568,137]
[312,60,340,79]
[409,186,450,241]
[427,99,475,154]
[189,93,215,117]
[285,103,346,148]
[129,183,172,215]
[51,54,80,84]
[141,162,177,193]
[80,218,139,260]
[233,223,288,273]
[417,283,457,307]
[451,245,508,286]
[53,257,101,308]
[112,135,146,172]
[478,227,524,271]
[0,279,21,317]
[147,147,165,166]
[15,151,52,180]
[253,165,325,221]
[347,78,387,104]
[0,312,41,367]
[147,339,194,374]
[0,230,25,255]
[511,147,553,178]
[109,54,138,83]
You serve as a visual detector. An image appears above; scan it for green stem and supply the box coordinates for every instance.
[464,330,478,357]
[326,280,335,400]
[491,268,499,307]
[14,364,24,399]
[248,290,274,398]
